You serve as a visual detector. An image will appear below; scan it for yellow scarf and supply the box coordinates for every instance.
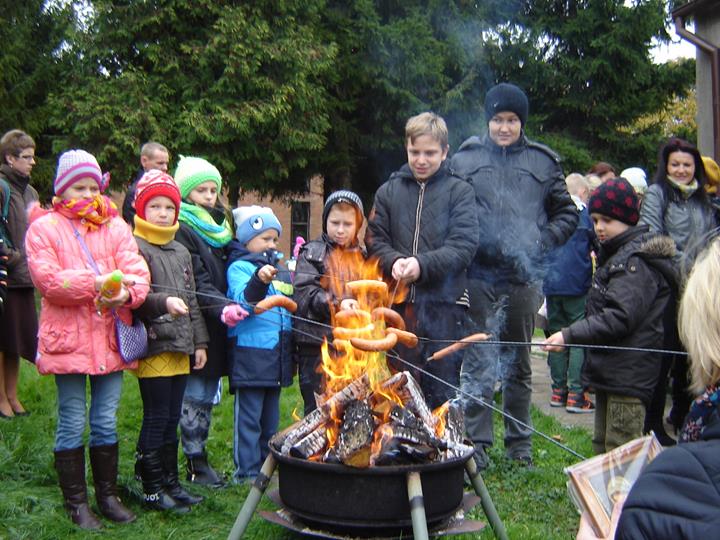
[133,215,179,245]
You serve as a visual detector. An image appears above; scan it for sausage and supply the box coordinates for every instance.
[350,332,398,352]
[428,333,490,361]
[371,306,406,330]
[385,327,418,348]
[334,309,372,327]
[332,323,375,340]
[254,295,298,314]
[346,279,389,297]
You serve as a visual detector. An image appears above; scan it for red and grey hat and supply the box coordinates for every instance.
[133,169,182,223]
[588,177,640,226]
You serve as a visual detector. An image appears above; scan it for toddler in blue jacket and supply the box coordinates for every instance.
[226,206,293,482]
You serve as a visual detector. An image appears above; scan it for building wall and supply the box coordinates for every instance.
[696,13,720,159]
[234,175,325,262]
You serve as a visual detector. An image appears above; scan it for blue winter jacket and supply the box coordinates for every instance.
[543,199,595,297]
[226,241,293,391]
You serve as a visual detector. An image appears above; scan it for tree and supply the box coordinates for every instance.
[49,0,337,195]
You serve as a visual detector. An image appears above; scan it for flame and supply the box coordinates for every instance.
[315,251,411,458]
[432,401,450,438]
[291,407,301,422]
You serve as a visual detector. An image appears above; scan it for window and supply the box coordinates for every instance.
[290,202,310,249]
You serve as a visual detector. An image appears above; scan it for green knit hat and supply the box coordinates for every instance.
[173,155,222,199]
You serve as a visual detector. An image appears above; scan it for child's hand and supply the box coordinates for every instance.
[166,296,189,317]
[193,349,208,370]
[340,298,360,311]
[392,257,420,283]
[221,304,249,327]
[257,264,278,284]
[542,331,566,352]
[96,285,130,309]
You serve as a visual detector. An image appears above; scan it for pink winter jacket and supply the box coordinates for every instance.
[25,210,151,375]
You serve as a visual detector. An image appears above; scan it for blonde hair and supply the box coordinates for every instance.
[405,112,448,149]
[586,174,602,192]
[679,238,720,393]
[140,141,169,158]
[565,173,588,197]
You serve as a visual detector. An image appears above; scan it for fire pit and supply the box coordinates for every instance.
[270,432,473,536]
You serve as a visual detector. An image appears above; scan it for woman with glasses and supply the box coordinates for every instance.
[0,129,39,418]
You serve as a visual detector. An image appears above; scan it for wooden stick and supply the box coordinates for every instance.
[406,471,429,540]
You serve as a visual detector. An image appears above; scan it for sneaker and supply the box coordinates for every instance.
[566,392,595,413]
[550,388,568,407]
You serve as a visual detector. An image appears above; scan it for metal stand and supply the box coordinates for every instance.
[227,454,277,540]
[464,458,509,540]
[406,471,430,540]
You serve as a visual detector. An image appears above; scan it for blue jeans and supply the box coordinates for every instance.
[54,372,123,451]
[233,387,280,480]
[184,374,220,406]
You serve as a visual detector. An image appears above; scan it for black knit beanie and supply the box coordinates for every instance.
[484,83,529,126]
[322,190,364,233]
[588,177,640,225]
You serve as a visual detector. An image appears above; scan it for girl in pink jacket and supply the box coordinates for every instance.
[25,150,150,530]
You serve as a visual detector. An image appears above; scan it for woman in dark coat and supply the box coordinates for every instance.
[638,137,718,442]
[0,129,39,418]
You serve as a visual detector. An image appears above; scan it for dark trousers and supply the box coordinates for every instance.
[391,301,467,410]
[138,375,188,451]
[297,346,323,416]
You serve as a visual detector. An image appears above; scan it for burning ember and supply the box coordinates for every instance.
[277,252,474,467]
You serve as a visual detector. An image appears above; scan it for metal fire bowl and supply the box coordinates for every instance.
[269,436,474,536]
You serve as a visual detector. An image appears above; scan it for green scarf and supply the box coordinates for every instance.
[667,177,699,200]
[178,202,233,247]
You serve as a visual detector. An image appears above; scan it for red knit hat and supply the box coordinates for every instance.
[133,169,181,223]
[588,177,640,225]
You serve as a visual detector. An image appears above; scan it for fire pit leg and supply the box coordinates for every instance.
[464,458,509,540]
[227,454,277,540]
[406,471,430,540]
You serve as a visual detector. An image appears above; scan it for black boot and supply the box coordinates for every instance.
[162,442,203,505]
[54,447,103,530]
[89,443,136,522]
[137,448,190,513]
[186,452,225,487]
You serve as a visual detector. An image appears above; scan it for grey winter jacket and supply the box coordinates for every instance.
[638,182,717,262]
[0,164,38,288]
[450,134,578,284]
[563,227,678,405]
[366,161,479,305]
[134,236,209,357]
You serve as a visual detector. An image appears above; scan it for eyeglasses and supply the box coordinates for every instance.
[17,154,35,162]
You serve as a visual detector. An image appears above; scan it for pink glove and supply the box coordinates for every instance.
[221,304,249,327]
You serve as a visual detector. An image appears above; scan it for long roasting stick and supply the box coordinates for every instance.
[426,333,491,362]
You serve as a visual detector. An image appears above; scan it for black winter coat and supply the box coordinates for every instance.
[174,222,232,379]
[366,161,479,305]
[563,227,677,405]
[134,237,209,357]
[293,235,365,350]
[616,411,720,539]
[450,134,578,284]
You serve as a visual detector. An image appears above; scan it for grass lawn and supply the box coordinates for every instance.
[0,361,590,539]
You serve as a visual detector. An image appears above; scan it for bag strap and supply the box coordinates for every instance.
[67,217,122,321]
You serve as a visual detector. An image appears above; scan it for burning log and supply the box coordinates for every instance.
[391,372,438,433]
[290,424,329,460]
[427,333,491,362]
[337,399,375,467]
[435,401,468,460]
[280,374,371,455]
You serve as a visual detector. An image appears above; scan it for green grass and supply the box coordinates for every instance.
[0,362,590,539]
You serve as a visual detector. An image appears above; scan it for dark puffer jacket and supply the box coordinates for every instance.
[174,222,231,379]
[562,226,678,405]
[134,237,209,357]
[450,134,578,284]
[616,411,720,539]
[0,164,39,288]
[293,235,365,350]
[366,161,479,305]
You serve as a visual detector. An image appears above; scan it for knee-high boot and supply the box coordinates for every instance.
[54,447,103,529]
[89,443,136,522]
[162,441,203,505]
[137,447,190,513]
